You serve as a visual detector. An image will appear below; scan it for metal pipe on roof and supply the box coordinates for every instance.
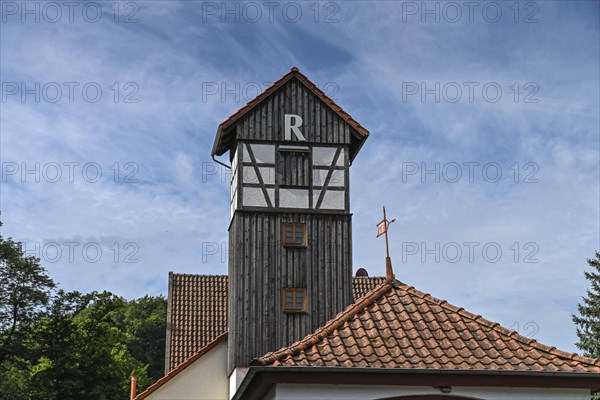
[130,376,137,400]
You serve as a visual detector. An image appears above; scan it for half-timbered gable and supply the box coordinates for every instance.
[213,68,367,218]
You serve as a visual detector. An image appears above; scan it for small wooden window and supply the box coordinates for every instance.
[282,223,306,247]
[282,288,307,313]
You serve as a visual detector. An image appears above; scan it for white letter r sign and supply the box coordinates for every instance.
[284,114,306,141]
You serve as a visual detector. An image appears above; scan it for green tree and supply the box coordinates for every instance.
[116,295,167,382]
[0,222,55,364]
[0,358,31,400]
[30,290,151,400]
[572,251,600,399]
[573,251,600,359]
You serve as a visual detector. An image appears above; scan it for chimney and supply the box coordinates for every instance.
[130,376,137,400]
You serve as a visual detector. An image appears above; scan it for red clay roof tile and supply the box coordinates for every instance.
[165,274,228,372]
[251,280,600,373]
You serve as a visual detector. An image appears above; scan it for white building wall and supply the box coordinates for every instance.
[228,367,249,400]
[270,384,591,400]
[144,341,228,400]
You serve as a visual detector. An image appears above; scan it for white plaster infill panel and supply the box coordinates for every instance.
[243,187,267,207]
[336,148,345,166]
[230,174,237,201]
[242,166,275,185]
[312,190,321,207]
[266,188,275,205]
[320,191,345,210]
[279,188,309,209]
[260,167,276,185]
[328,170,345,187]
[312,169,328,186]
[244,144,275,164]
[312,147,336,166]
[242,166,259,184]
[231,148,238,175]
[312,169,345,187]
[230,192,237,219]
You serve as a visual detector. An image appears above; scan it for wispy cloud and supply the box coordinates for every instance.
[1,1,598,353]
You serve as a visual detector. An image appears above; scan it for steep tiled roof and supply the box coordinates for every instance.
[165,274,227,372]
[352,276,386,300]
[253,280,600,373]
[165,273,387,372]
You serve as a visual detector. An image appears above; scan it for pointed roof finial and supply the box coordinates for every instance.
[376,206,396,280]
[291,67,299,72]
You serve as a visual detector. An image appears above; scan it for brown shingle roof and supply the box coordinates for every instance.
[165,273,386,373]
[252,280,600,373]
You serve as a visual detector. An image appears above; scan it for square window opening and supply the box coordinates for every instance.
[282,288,307,313]
[282,223,307,247]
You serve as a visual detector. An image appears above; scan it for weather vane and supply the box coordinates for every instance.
[376,206,396,280]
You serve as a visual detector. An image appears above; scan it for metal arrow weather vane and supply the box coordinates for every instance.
[376,206,396,280]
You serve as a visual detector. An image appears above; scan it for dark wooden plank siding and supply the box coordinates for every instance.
[226,76,355,374]
[228,211,352,373]
[235,77,351,145]
[276,151,310,187]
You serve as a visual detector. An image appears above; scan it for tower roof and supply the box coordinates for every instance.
[211,67,370,161]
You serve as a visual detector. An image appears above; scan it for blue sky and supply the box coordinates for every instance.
[1,1,598,353]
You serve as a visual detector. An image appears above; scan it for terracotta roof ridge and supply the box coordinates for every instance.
[218,70,295,128]
[353,276,386,278]
[400,283,600,368]
[171,273,227,278]
[252,281,394,366]
[136,332,228,400]
[291,69,369,137]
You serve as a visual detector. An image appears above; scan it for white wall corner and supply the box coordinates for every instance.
[228,367,249,400]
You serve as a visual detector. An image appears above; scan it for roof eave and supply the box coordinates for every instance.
[210,125,223,157]
[233,366,600,400]
[349,129,369,163]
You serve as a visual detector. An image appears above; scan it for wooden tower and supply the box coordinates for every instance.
[211,68,369,374]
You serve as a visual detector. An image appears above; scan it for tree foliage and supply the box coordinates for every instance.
[29,291,152,400]
[115,296,167,381]
[0,223,55,364]
[0,221,167,399]
[573,251,600,359]
[572,251,600,400]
